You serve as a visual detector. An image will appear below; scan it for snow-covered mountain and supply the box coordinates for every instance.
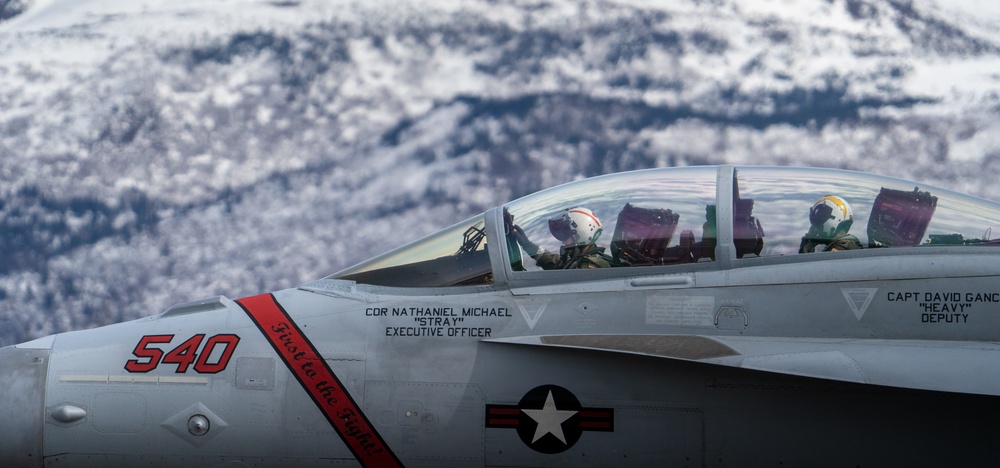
[1,0,998,345]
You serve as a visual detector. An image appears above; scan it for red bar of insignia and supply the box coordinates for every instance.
[485,405,522,428]
[578,409,615,432]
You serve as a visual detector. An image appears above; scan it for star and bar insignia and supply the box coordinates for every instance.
[485,384,614,454]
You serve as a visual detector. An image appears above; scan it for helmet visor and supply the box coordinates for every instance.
[809,203,834,228]
[548,215,575,242]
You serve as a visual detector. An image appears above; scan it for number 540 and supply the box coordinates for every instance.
[125,334,240,374]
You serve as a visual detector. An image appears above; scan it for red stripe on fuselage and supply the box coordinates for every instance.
[236,293,403,468]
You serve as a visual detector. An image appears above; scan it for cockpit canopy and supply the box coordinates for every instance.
[331,166,1000,287]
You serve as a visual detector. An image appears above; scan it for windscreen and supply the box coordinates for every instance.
[330,215,492,287]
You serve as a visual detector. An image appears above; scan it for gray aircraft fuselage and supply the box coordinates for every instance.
[2,165,999,467]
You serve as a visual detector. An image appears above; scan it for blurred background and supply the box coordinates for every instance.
[1,0,998,346]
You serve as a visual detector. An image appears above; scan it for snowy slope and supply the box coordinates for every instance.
[0,0,998,345]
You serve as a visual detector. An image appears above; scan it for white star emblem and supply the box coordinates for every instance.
[521,390,578,444]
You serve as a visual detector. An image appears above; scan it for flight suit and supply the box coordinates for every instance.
[532,244,612,269]
[799,228,863,253]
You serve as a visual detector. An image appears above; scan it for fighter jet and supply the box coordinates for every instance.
[4,165,1000,467]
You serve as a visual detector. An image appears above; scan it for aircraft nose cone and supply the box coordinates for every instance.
[0,345,48,467]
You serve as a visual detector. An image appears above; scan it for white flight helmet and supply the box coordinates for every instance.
[548,207,603,246]
[809,195,854,238]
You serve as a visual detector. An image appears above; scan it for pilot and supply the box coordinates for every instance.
[510,207,612,269]
[799,195,863,253]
